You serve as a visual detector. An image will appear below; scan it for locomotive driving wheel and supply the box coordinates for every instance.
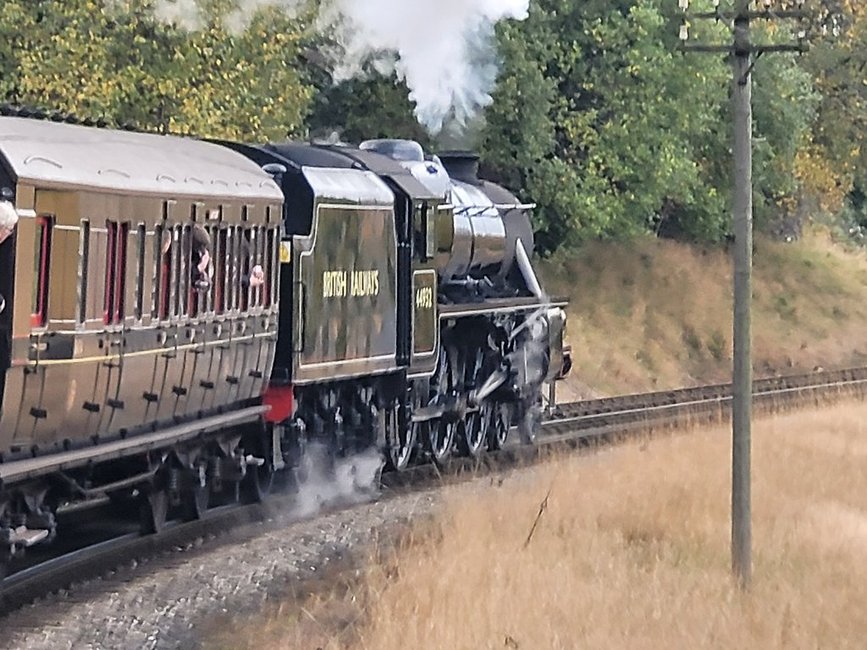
[461,406,488,458]
[487,402,511,450]
[459,350,487,458]
[385,403,415,472]
[428,346,457,466]
[429,418,457,466]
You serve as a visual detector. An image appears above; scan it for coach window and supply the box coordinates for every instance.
[253,227,263,308]
[264,226,276,307]
[214,227,227,315]
[230,226,241,312]
[203,225,216,315]
[155,225,172,321]
[78,220,90,324]
[240,228,252,311]
[153,224,163,319]
[31,216,53,327]
[258,227,265,310]
[167,226,178,318]
[170,226,179,318]
[223,228,233,313]
[135,224,146,320]
[248,227,258,308]
[259,226,268,308]
[103,222,116,324]
[189,224,211,318]
[103,221,129,325]
[117,223,129,323]
[176,225,191,319]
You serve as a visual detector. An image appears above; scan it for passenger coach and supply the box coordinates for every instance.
[0,117,283,566]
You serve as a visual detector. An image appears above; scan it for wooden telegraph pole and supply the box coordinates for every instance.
[676,0,810,589]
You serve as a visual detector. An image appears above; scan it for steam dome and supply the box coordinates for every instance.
[359,139,425,163]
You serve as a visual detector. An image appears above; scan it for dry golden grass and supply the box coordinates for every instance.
[210,402,867,649]
[539,233,867,398]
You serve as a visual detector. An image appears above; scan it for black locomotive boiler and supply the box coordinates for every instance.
[0,116,570,575]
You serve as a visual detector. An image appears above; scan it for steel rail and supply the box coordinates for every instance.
[548,378,867,428]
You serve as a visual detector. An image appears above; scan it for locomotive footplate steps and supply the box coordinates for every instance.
[3,526,49,548]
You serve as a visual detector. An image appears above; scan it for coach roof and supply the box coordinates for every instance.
[0,117,283,201]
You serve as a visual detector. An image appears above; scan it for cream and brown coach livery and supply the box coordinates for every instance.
[0,117,282,569]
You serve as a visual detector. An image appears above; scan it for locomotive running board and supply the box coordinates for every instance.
[439,299,568,320]
[0,406,267,485]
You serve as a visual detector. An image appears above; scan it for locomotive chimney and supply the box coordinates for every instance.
[437,151,481,185]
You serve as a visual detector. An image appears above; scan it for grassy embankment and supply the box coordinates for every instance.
[209,402,867,649]
[538,233,867,399]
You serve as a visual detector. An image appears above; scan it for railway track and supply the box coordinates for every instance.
[2,366,866,617]
[545,366,867,435]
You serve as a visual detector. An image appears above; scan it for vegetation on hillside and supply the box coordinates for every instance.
[540,233,867,396]
[0,0,864,253]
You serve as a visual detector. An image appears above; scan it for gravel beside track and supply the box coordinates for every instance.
[0,488,441,650]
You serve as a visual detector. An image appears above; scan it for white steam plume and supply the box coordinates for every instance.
[153,0,529,135]
[153,0,298,32]
[290,444,383,519]
[153,0,203,30]
[322,0,530,134]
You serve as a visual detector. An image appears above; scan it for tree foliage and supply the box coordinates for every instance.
[478,0,822,252]
[307,71,433,147]
[798,1,866,216]
[0,0,862,252]
[0,0,314,140]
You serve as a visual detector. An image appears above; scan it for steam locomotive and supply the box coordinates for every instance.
[0,114,570,574]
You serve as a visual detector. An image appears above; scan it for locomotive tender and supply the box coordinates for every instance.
[0,115,569,574]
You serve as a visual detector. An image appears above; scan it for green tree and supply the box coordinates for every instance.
[798,1,866,219]
[0,0,315,140]
[307,70,432,146]
[751,48,820,227]
[0,0,850,252]
[159,2,315,140]
[478,0,730,251]
[479,0,821,253]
